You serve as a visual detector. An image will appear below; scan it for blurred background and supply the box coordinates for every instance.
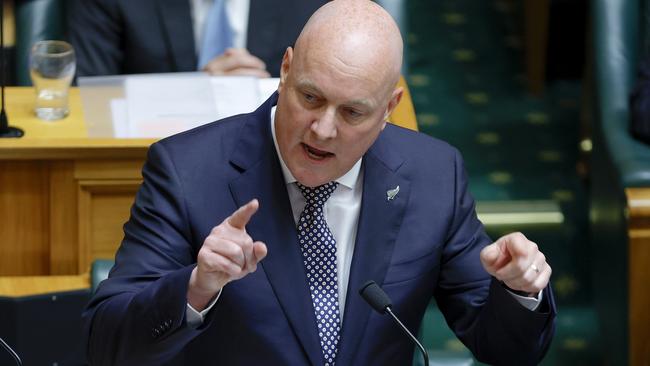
[1,0,649,365]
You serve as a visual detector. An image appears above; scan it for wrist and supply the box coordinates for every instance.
[501,282,537,298]
[187,268,223,311]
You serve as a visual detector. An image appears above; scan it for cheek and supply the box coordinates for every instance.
[339,130,373,155]
[339,123,384,157]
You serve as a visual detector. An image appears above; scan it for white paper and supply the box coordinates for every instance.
[210,76,261,119]
[110,98,128,137]
[116,75,282,138]
[125,75,218,138]
[258,78,280,103]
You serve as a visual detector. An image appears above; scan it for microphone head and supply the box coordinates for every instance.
[359,280,392,314]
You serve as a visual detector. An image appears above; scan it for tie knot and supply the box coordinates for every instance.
[297,182,338,207]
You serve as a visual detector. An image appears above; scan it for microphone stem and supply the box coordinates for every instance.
[385,307,429,366]
[0,337,22,366]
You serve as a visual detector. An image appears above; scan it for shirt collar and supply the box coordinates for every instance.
[270,106,362,189]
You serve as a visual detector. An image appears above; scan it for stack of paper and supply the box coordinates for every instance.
[110,74,279,138]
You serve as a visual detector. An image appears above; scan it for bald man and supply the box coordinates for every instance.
[83,1,556,365]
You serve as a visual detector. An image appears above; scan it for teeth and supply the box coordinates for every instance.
[305,145,328,159]
[308,150,325,159]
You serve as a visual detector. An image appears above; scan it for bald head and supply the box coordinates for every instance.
[273,0,406,187]
[294,0,403,92]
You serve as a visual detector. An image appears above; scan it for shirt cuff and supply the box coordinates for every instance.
[186,289,222,328]
[505,288,544,311]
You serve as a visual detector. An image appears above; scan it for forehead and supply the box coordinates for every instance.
[291,47,389,107]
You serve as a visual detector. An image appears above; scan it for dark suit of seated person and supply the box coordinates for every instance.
[82,1,557,365]
[68,0,326,78]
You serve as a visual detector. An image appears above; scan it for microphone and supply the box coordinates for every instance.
[359,281,429,366]
[0,337,22,366]
[0,0,24,138]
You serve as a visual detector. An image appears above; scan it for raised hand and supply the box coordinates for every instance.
[187,199,268,311]
[480,232,552,297]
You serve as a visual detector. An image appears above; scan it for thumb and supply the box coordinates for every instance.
[253,241,268,263]
[480,242,508,275]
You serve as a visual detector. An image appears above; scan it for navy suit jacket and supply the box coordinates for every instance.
[68,0,326,77]
[83,93,556,365]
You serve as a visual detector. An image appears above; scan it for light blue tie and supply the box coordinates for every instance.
[296,182,341,366]
[198,0,234,69]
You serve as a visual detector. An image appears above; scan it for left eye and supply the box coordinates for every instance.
[346,109,362,118]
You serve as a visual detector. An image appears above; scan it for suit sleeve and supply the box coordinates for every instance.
[82,142,210,366]
[68,0,124,76]
[433,149,556,366]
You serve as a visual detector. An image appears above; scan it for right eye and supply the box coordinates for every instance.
[303,92,317,103]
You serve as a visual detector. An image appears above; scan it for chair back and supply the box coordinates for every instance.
[388,76,418,131]
[91,259,114,293]
[15,0,67,86]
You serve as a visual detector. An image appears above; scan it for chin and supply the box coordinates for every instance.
[293,170,331,188]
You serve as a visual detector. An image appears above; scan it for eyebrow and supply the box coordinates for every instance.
[296,79,375,110]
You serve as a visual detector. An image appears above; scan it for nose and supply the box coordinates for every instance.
[310,107,337,140]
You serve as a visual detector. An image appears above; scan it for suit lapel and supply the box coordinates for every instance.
[228,94,324,366]
[336,132,411,365]
[157,0,197,71]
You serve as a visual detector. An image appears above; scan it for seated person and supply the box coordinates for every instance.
[68,0,326,77]
[83,1,556,365]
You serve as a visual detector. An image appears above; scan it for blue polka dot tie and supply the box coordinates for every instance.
[296,182,340,366]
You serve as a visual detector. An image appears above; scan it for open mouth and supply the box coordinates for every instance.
[302,143,334,161]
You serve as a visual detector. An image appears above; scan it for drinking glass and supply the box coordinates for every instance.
[29,40,76,120]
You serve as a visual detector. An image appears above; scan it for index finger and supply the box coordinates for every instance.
[227,199,259,230]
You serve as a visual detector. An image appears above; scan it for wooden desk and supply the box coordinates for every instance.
[0,274,89,297]
[0,85,418,278]
[0,87,153,277]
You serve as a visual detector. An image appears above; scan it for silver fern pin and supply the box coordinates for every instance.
[386,185,400,201]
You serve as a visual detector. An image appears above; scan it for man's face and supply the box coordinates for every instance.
[274,47,401,187]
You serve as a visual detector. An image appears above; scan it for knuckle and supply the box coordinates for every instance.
[200,254,218,271]
[241,237,254,250]
[517,259,529,273]
[197,250,209,264]
[203,236,220,249]
[211,224,225,236]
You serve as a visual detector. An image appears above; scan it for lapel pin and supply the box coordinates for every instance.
[386,185,400,201]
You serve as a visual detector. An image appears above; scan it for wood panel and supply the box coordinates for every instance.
[49,161,79,275]
[78,180,141,273]
[75,159,145,180]
[626,188,650,366]
[0,161,50,275]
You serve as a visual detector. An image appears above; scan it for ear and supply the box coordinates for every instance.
[278,47,294,94]
[381,87,404,129]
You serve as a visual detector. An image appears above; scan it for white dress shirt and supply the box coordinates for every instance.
[186,107,541,326]
[189,0,250,56]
